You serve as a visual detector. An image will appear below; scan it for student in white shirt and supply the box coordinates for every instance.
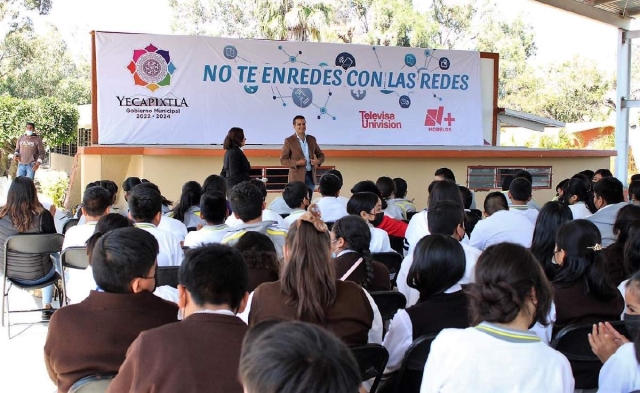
[134,182,188,242]
[511,169,541,211]
[470,192,535,251]
[564,177,597,220]
[421,243,574,393]
[398,201,481,307]
[346,192,393,253]
[376,176,405,220]
[225,180,286,228]
[508,177,539,225]
[166,181,206,229]
[282,181,309,228]
[315,172,348,223]
[128,185,184,267]
[63,186,112,250]
[587,176,628,247]
[184,191,230,248]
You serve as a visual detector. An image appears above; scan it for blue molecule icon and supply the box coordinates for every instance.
[425,49,432,57]
[336,52,356,70]
[404,54,417,67]
[439,57,450,70]
[223,45,238,60]
[399,95,411,109]
[291,88,313,108]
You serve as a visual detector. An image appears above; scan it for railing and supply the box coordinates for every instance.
[249,166,335,192]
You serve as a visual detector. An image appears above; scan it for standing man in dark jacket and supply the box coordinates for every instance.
[280,115,325,200]
[14,122,45,179]
[221,127,251,192]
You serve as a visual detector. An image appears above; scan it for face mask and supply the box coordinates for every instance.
[624,313,640,340]
[369,212,384,227]
[25,130,33,136]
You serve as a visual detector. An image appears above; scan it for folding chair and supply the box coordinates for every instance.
[384,334,438,393]
[157,266,179,288]
[351,344,389,393]
[406,211,419,221]
[1,233,64,338]
[389,236,405,255]
[372,252,403,287]
[62,218,79,235]
[369,291,406,323]
[60,247,90,306]
[68,373,117,393]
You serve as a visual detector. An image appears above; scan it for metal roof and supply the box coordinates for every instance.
[575,0,640,17]
[534,0,635,28]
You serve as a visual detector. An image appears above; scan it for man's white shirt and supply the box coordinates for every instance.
[183,224,230,248]
[284,209,306,229]
[134,222,184,266]
[158,215,188,242]
[315,196,348,223]
[469,209,535,251]
[62,222,98,305]
[62,222,97,250]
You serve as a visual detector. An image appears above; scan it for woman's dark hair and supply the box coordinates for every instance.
[350,180,386,209]
[565,177,597,213]
[122,177,142,193]
[629,181,640,203]
[136,182,174,207]
[466,243,554,326]
[0,177,45,232]
[376,176,396,200]
[170,181,203,223]
[203,174,228,195]
[98,180,118,204]
[86,213,135,262]
[530,201,573,280]
[554,219,619,302]
[594,168,613,178]
[428,179,463,207]
[393,177,408,198]
[346,192,379,218]
[332,216,374,289]
[223,127,245,149]
[281,216,335,323]
[555,178,569,194]
[624,222,640,276]
[235,231,279,291]
[613,204,640,245]
[408,234,466,302]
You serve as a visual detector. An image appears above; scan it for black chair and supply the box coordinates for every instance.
[68,373,117,393]
[1,233,64,338]
[370,291,406,323]
[280,213,290,219]
[186,227,197,232]
[406,211,419,221]
[60,247,90,306]
[62,218,79,235]
[372,252,403,287]
[389,236,405,255]
[325,221,335,231]
[385,334,438,393]
[351,344,389,393]
[551,321,630,389]
[157,266,179,288]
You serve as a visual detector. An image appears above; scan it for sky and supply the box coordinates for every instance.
[34,0,621,71]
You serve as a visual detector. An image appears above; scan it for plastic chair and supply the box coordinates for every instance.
[157,266,179,288]
[351,344,389,393]
[372,252,403,287]
[62,219,79,235]
[60,247,90,306]
[389,236,405,255]
[369,291,407,323]
[1,233,64,338]
[384,334,438,393]
[68,373,117,393]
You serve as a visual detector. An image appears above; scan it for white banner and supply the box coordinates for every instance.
[96,32,483,146]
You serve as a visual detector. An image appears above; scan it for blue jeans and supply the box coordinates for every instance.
[17,163,35,179]
[305,171,316,201]
[12,253,60,306]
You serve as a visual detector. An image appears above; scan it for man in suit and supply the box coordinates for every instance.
[280,115,325,200]
[108,244,249,393]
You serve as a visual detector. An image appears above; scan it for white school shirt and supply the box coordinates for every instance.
[469,209,535,251]
[598,343,640,392]
[370,226,394,253]
[62,221,97,250]
[420,324,574,393]
[183,224,230,248]
[397,242,481,307]
[134,223,184,266]
[509,205,539,225]
[284,209,306,228]
[404,210,470,256]
[225,209,287,228]
[62,222,98,304]
[158,215,188,242]
[569,202,592,220]
[315,196,348,223]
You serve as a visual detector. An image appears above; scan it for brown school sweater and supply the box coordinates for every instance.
[108,312,247,393]
[333,252,391,292]
[44,290,178,392]
[15,134,45,164]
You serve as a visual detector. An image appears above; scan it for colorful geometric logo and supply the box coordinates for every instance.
[126,44,176,92]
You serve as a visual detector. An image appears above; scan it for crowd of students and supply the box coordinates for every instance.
[2,165,640,392]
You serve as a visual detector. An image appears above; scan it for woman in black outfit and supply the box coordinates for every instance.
[221,127,251,191]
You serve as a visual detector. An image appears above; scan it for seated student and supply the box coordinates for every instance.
[508,169,541,211]
[469,191,535,251]
[630,180,640,206]
[593,168,613,183]
[346,192,394,253]
[77,181,113,225]
[564,177,597,220]
[376,176,405,220]
[434,167,476,209]
[351,180,408,238]
[459,185,482,237]
[66,213,133,304]
[239,321,361,393]
[508,177,539,225]
[315,171,348,223]
[331,215,391,291]
[222,182,288,261]
[552,220,625,336]
[136,182,188,242]
[384,234,470,374]
[248,209,382,345]
[398,200,481,307]
[530,201,573,281]
[234,231,280,292]
[44,228,178,393]
[420,243,574,393]
[392,177,417,217]
[203,173,233,214]
[587,176,628,247]
[553,178,570,203]
[604,204,640,287]
[183,191,230,248]
[283,181,309,228]
[226,179,286,228]
[63,186,111,250]
[128,185,184,266]
[108,244,249,393]
[166,181,206,229]
[590,272,640,392]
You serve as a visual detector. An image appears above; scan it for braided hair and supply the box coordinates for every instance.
[332,215,374,289]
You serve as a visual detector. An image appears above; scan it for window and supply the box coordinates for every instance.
[467,166,552,191]
[249,166,335,192]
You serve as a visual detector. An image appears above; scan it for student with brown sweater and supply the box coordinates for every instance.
[44,228,178,393]
[109,244,249,393]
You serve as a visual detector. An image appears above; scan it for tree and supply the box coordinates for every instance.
[256,0,333,41]
[168,0,258,38]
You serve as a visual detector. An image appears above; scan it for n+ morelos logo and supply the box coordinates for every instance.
[425,106,455,132]
[127,44,176,92]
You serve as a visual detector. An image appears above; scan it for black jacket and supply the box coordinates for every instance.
[221,147,251,190]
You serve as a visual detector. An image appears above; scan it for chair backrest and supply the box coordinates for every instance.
[372,252,403,287]
[392,334,438,393]
[280,213,290,219]
[186,227,197,232]
[61,247,90,270]
[157,266,179,288]
[406,211,418,221]
[351,344,389,393]
[388,236,404,255]
[6,233,65,254]
[68,373,117,393]
[369,291,406,322]
[325,221,335,231]
[63,219,80,235]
